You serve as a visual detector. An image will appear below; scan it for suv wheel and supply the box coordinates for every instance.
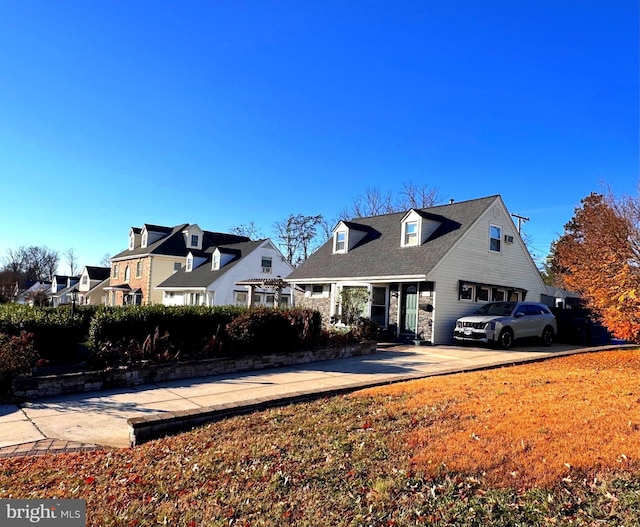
[498,328,514,350]
[541,326,554,347]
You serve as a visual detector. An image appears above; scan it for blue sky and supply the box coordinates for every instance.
[0,1,637,273]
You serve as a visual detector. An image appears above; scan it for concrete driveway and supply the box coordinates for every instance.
[0,342,621,455]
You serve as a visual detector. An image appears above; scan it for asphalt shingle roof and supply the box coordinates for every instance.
[111,224,250,260]
[157,240,265,288]
[287,195,499,281]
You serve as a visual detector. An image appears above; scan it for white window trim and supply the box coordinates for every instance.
[459,283,475,302]
[261,256,273,274]
[490,224,502,253]
[333,230,347,253]
[402,220,420,247]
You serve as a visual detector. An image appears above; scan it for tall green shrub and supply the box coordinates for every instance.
[0,305,84,364]
[225,307,323,354]
[0,331,38,396]
[87,305,247,365]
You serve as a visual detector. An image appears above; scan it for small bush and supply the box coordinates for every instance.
[0,331,39,394]
[318,317,379,347]
[350,317,380,341]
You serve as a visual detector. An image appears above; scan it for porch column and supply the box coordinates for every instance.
[247,285,256,307]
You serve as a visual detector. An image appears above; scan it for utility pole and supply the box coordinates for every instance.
[511,213,530,234]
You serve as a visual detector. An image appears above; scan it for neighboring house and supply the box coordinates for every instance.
[49,275,80,307]
[15,281,51,305]
[106,223,253,306]
[543,286,582,309]
[286,195,548,345]
[77,266,111,305]
[157,239,294,306]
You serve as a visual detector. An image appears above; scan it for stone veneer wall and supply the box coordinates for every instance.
[13,342,377,399]
[293,289,333,325]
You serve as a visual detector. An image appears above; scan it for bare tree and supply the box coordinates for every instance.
[229,221,263,240]
[397,182,440,210]
[274,214,325,265]
[100,253,112,268]
[3,246,59,284]
[64,248,79,276]
[340,182,440,219]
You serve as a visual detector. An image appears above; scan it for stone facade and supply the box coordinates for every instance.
[294,289,333,325]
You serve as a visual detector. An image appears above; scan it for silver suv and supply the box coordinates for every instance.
[453,302,557,349]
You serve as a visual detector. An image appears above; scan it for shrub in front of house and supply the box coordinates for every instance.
[87,305,248,367]
[319,317,380,347]
[0,331,38,395]
[0,304,84,364]
[225,307,328,355]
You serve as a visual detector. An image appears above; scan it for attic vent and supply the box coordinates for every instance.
[504,235,514,244]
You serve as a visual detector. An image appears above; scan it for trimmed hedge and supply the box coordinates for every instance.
[225,307,322,354]
[0,304,375,371]
[87,305,247,366]
[0,304,85,364]
[0,331,38,396]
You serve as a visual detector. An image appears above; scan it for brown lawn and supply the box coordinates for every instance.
[1,348,640,525]
[358,348,640,487]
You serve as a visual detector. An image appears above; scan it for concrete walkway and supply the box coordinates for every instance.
[0,343,621,457]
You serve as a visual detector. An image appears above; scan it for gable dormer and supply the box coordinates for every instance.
[183,224,204,251]
[332,221,368,254]
[400,209,442,247]
[129,227,142,250]
[185,251,207,272]
[141,224,170,248]
[211,247,238,270]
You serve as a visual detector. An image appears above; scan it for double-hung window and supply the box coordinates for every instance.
[261,257,272,273]
[335,231,346,252]
[490,225,502,252]
[404,221,418,246]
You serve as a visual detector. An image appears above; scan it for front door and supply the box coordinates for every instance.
[401,284,418,334]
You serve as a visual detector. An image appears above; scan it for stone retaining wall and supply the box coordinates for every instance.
[13,341,377,399]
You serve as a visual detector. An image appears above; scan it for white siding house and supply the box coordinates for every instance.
[157,239,294,307]
[286,195,548,345]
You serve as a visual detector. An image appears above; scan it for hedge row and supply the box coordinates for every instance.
[0,305,378,370]
[0,304,88,363]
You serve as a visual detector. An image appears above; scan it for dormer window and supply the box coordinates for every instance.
[403,221,418,246]
[190,234,199,247]
[129,235,134,250]
[334,231,346,253]
[212,252,220,270]
[186,254,193,272]
[141,232,148,247]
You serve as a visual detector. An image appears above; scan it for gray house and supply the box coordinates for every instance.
[286,195,548,344]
